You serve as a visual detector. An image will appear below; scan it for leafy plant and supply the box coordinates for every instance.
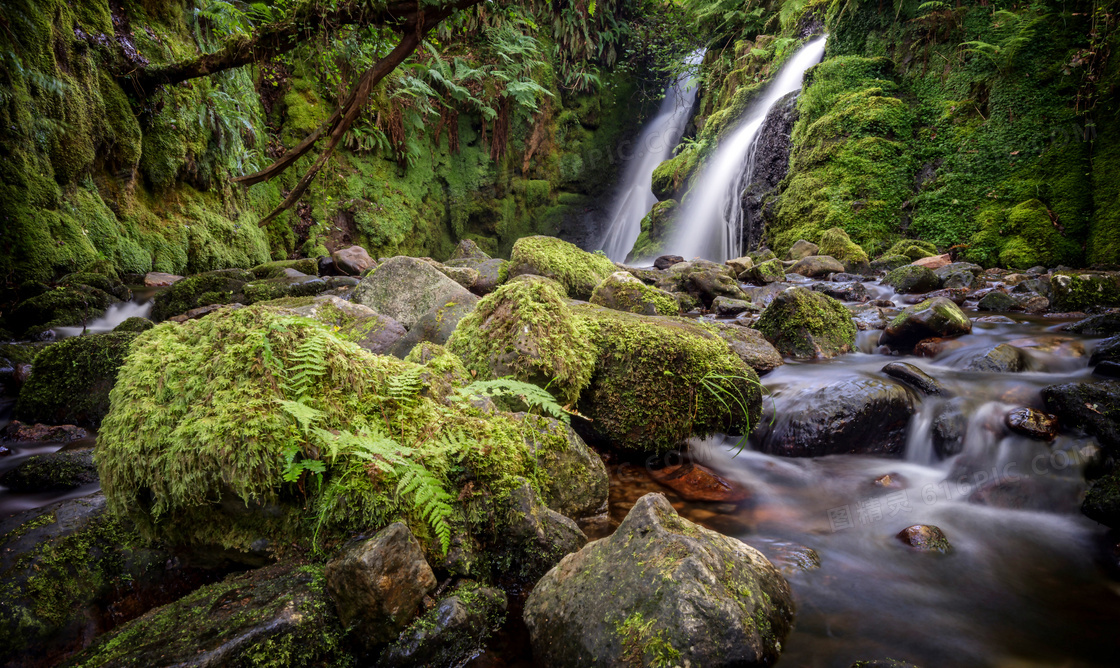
[452,377,574,424]
[697,371,771,455]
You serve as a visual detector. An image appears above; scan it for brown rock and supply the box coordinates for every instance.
[896,524,952,553]
[648,462,750,503]
[1,420,89,443]
[1005,407,1058,440]
[143,271,183,287]
[911,253,951,270]
[333,245,376,276]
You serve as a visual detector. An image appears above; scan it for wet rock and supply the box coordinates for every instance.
[881,362,946,396]
[977,290,1018,311]
[813,280,870,302]
[1015,293,1050,314]
[764,541,822,576]
[287,295,406,355]
[352,256,477,329]
[150,268,253,321]
[389,296,478,358]
[969,477,1080,513]
[69,562,346,667]
[911,253,951,269]
[1064,313,1120,337]
[591,271,679,316]
[912,337,968,358]
[1012,277,1053,300]
[1,420,88,443]
[787,239,819,260]
[873,473,903,489]
[937,268,975,290]
[851,659,923,668]
[933,400,967,458]
[1005,407,1058,440]
[654,254,685,270]
[791,254,845,278]
[1042,380,1120,451]
[896,524,952,553]
[499,480,588,581]
[884,265,941,294]
[870,254,910,273]
[523,493,794,668]
[444,256,507,295]
[726,255,754,276]
[506,235,617,299]
[1095,361,1120,378]
[241,274,349,303]
[748,248,778,264]
[685,264,749,306]
[913,287,968,305]
[1082,472,1120,529]
[380,582,507,668]
[325,522,437,650]
[753,376,916,457]
[975,315,1017,324]
[167,302,245,322]
[965,343,1027,373]
[14,331,136,428]
[878,297,971,350]
[742,258,787,285]
[934,262,983,280]
[1090,337,1120,366]
[712,295,757,316]
[334,244,376,275]
[517,414,609,520]
[143,271,183,287]
[711,323,784,374]
[0,448,97,491]
[449,239,490,261]
[1050,272,1120,311]
[649,461,750,503]
[849,303,891,331]
[756,287,856,359]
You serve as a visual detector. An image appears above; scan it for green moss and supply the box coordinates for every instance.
[7,286,116,337]
[590,274,680,316]
[628,200,679,263]
[1050,272,1120,311]
[967,199,1080,269]
[755,287,856,359]
[446,279,596,405]
[15,332,136,427]
[507,235,618,300]
[882,239,938,261]
[817,227,870,270]
[149,269,253,321]
[250,258,318,279]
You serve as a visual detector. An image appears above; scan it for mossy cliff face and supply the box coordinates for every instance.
[0,0,652,286]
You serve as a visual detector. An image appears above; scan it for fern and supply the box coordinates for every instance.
[453,378,572,424]
[287,328,330,400]
[386,368,423,407]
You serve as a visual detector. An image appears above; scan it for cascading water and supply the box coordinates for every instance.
[53,299,153,338]
[667,36,826,262]
[598,52,702,262]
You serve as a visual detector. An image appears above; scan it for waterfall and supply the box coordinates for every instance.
[667,36,827,262]
[598,52,702,262]
[54,299,153,338]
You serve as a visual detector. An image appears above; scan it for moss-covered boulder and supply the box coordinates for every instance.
[149,268,253,322]
[524,493,794,668]
[15,332,136,428]
[250,258,319,279]
[790,255,845,278]
[883,265,941,294]
[6,285,117,338]
[590,271,679,316]
[878,297,972,350]
[756,287,856,359]
[977,291,1019,312]
[65,563,347,668]
[968,199,1081,269]
[628,200,680,263]
[870,254,911,273]
[0,448,97,492]
[506,236,617,300]
[883,239,938,261]
[817,227,870,272]
[655,260,748,307]
[114,316,153,333]
[352,256,477,330]
[285,295,407,355]
[96,305,596,566]
[58,272,131,301]
[575,304,762,452]
[1050,272,1120,311]
[742,258,787,285]
[516,413,609,520]
[241,275,349,304]
[446,280,596,405]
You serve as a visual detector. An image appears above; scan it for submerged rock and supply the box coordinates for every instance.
[506,235,617,299]
[756,287,856,359]
[326,522,437,651]
[352,256,477,329]
[1082,472,1120,530]
[964,343,1027,373]
[14,331,136,428]
[590,271,679,316]
[523,493,794,668]
[896,524,952,553]
[1005,407,1058,440]
[932,400,967,458]
[0,448,97,491]
[68,563,346,667]
[753,376,916,457]
[878,297,971,350]
[813,280,870,302]
[648,461,750,503]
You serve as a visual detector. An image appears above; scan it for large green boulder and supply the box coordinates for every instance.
[523,493,794,668]
[756,287,856,359]
[742,258,787,285]
[506,236,617,300]
[878,297,972,350]
[575,304,763,452]
[150,268,253,322]
[883,239,938,261]
[1050,272,1120,311]
[590,271,679,316]
[883,265,941,294]
[817,227,870,272]
[446,279,596,405]
[15,332,136,428]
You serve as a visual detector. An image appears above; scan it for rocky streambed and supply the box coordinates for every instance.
[1,234,1119,667]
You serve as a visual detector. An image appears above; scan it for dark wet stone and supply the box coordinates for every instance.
[1083,472,1120,529]
[499,480,588,581]
[523,493,794,668]
[753,376,915,457]
[1063,313,1120,337]
[933,400,967,458]
[649,461,750,503]
[881,362,946,396]
[380,583,507,668]
[850,303,891,331]
[710,323,784,374]
[1042,380,1120,451]
[813,281,870,302]
[1,420,88,443]
[896,525,952,553]
[0,448,97,491]
[879,297,971,350]
[654,254,685,270]
[1012,277,1053,300]
[712,296,757,316]
[851,659,923,668]
[1090,336,1120,366]
[390,297,478,358]
[884,265,940,294]
[1095,361,1120,378]
[1005,407,1058,440]
[965,343,1027,373]
[977,291,1018,311]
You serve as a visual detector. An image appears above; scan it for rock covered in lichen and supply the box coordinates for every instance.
[380,581,507,668]
[756,287,856,359]
[285,294,406,355]
[352,256,477,329]
[523,493,794,668]
[742,258,787,285]
[883,264,941,294]
[590,271,679,316]
[517,413,609,520]
[878,297,971,350]
[506,235,617,299]
[709,322,784,374]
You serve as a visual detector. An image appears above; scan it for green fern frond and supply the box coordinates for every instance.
[453,378,572,424]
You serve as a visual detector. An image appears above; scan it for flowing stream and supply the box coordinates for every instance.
[598,53,702,262]
[666,36,827,262]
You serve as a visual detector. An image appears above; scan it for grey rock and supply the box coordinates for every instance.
[813,280,870,302]
[787,239,819,260]
[965,343,1027,373]
[882,362,946,396]
[711,323,784,374]
[287,295,406,355]
[353,256,477,329]
[334,245,377,276]
[790,255,845,278]
[390,296,478,358]
[380,584,507,668]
